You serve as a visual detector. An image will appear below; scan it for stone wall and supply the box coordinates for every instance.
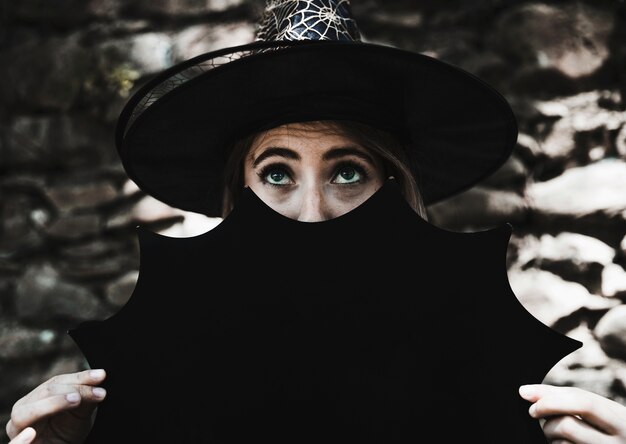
[1,0,626,441]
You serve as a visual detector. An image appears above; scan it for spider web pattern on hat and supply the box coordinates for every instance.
[256,0,361,41]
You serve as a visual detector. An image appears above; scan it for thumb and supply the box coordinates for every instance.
[10,427,36,444]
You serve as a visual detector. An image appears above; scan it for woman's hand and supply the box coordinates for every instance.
[5,369,107,444]
[519,383,626,443]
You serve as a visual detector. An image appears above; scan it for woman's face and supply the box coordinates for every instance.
[244,122,387,222]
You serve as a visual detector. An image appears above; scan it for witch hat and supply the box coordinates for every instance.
[115,0,518,216]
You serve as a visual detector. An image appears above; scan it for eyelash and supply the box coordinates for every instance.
[256,161,370,186]
[257,163,293,187]
[333,161,370,184]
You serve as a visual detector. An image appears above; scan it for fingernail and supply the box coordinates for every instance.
[93,387,106,398]
[528,403,537,417]
[66,392,80,403]
[519,385,533,397]
[90,369,105,379]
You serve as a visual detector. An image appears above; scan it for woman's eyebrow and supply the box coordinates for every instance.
[252,147,301,167]
[323,146,375,164]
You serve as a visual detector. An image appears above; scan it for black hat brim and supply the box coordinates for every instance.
[116,40,518,216]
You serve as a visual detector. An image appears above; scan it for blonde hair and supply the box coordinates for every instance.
[221,120,428,220]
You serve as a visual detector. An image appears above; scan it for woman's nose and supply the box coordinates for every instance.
[297,186,332,222]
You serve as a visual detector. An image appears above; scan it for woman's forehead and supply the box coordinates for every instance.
[264,120,343,134]
[251,121,354,147]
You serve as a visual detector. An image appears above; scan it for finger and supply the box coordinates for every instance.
[520,384,623,434]
[45,369,106,387]
[7,393,83,438]
[8,427,36,444]
[17,369,106,407]
[543,415,609,444]
[35,383,107,403]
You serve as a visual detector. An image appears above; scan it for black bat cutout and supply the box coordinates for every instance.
[68,178,582,443]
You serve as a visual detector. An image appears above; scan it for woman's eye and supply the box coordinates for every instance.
[262,167,292,185]
[333,165,362,184]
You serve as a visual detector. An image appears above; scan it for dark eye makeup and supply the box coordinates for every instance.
[331,161,370,185]
[255,159,374,188]
[257,163,294,187]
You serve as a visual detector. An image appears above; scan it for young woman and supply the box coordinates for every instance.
[6,1,626,442]
[7,119,626,444]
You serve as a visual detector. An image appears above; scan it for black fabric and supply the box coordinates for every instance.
[68,180,580,443]
[117,40,518,216]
